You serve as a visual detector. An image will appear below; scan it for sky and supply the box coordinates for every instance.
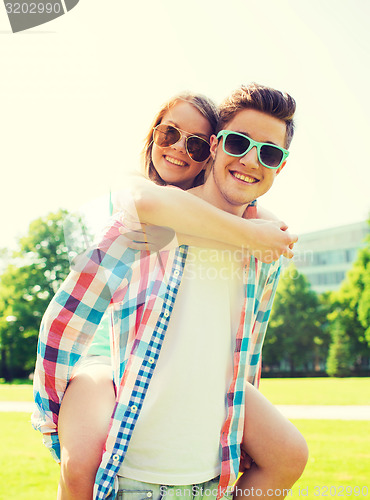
[1,0,369,252]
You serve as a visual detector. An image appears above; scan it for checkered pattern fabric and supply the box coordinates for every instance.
[32,212,281,500]
[217,258,281,498]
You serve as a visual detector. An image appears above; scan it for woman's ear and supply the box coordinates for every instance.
[210,135,218,159]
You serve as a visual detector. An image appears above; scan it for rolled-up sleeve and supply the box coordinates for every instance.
[247,258,282,388]
[32,214,139,460]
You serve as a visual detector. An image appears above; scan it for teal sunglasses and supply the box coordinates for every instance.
[217,130,289,169]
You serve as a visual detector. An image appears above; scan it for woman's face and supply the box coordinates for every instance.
[151,101,213,190]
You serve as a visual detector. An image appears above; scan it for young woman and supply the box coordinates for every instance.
[54,92,301,499]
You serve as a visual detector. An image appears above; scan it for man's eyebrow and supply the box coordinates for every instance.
[233,130,279,147]
[165,120,209,139]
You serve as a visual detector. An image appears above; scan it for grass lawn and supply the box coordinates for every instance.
[1,378,369,498]
[1,414,369,500]
[259,377,370,405]
[0,413,59,500]
[0,383,34,402]
[291,419,370,497]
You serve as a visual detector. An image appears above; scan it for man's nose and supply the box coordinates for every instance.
[239,146,259,169]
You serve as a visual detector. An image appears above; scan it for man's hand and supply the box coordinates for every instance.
[247,219,298,263]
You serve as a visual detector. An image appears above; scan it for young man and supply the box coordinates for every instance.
[33,83,307,500]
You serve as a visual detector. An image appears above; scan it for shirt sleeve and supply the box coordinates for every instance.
[32,214,139,461]
[245,257,282,388]
[243,199,257,219]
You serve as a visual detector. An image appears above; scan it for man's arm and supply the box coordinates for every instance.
[32,215,138,460]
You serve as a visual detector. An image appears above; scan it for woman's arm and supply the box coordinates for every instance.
[113,174,297,263]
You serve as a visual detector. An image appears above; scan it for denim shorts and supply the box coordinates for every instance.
[116,476,231,500]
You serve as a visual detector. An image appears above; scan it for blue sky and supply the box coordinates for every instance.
[1,0,369,249]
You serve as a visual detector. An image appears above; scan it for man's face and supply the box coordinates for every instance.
[208,109,288,215]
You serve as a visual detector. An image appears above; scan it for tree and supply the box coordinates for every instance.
[0,209,77,380]
[357,233,370,346]
[263,264,329,374]
[328,225,370,372]
[0,264,43,380]
[326,320,352,377]
[0,247,11,274]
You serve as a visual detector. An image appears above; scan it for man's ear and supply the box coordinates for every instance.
[210,135,218,160]
[276,160,287,175]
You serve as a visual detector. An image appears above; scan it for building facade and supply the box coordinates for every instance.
[292,220,369,294]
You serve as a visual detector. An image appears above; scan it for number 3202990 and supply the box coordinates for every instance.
[314,486,368,496]
[5,3,62,14]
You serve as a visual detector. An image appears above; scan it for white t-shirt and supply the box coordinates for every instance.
[119,247,244,484]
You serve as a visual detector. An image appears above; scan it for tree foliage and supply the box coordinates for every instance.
[263,264,330,373]
[326,320,352,377]
[327,228,370,371]
[0,210,74,380]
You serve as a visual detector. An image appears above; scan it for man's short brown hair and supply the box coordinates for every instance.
[217,83,296,148]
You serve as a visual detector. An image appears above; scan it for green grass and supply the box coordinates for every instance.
[0,414,369,500]
[259,377,370,405]
[291,419,370,497]
[0,383,34,402]
[1,378,369,498]
[0,413,59,500]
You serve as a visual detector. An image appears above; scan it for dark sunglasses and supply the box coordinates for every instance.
[217,130,289,169]
[153,124,211,163]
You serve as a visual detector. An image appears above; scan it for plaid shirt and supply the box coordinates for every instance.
[32,213,281,500]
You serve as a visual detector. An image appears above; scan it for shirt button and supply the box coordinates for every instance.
[131,405,138,412]
[164,311,170,318]
[147,493,153,498]
[174,270,180,277]
[112,454,120,462]
[148,357,155,364]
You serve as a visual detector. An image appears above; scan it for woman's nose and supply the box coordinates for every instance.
[171,135,187,154]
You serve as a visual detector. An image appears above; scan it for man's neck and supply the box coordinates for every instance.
[190,183,249,218]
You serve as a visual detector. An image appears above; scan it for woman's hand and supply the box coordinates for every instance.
[239,447,254,472]
[246,219,298,263]
[122,224,178,252]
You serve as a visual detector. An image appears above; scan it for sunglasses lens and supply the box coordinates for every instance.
[260,145,283,168]
[153,124,181,148]
[224,133,250,156]
[187,136,210,162]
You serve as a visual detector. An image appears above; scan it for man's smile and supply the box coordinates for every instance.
[230,170,259,184]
